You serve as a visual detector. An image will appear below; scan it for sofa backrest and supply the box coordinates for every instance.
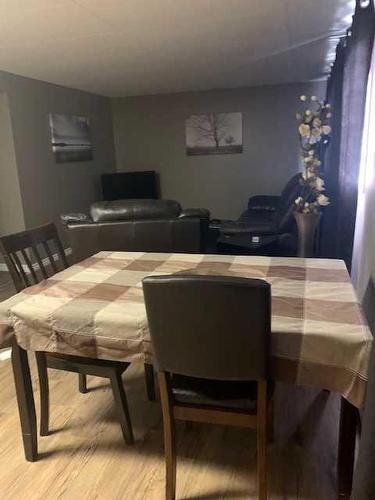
[67,218,204,263]
[90,199,182,222]
[276,179,303,233]
[280,173,302,205]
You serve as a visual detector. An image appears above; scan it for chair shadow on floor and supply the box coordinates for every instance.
[32,365,338,499]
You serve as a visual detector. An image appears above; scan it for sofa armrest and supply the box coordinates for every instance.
[60,213,91,226]
[66,223,101,262]
[247,195,281,212]
[178,208,210,220]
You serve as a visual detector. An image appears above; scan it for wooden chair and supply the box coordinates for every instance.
[143,274,272,500]
[0,223,135,444]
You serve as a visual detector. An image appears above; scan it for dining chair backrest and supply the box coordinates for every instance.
[142,274,271,381]
[0,223,68,292]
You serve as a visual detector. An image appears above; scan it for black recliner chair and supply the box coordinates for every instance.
[244,173,301,217]
[218,173,302,256]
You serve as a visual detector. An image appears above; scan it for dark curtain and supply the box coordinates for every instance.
[352,300,375,500]
[319,41,345,258]
[319,0,374,270]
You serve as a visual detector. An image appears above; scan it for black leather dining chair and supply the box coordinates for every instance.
[142,274,272,500]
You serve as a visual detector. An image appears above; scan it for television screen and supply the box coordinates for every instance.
[101,171,158,200]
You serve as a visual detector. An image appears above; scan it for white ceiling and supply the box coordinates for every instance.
[0,0,355,97]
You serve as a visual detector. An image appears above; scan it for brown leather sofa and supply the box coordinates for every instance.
[63,199,210,262]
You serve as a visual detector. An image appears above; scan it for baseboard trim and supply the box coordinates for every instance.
[0,247,72,273]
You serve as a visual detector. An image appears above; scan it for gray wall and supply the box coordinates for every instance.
[0,92,25,237]
[112,82,326,219]
[0,70,116,232]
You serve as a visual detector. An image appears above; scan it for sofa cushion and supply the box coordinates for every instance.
[238,209,275,226]
[90,199,182,222]
[247,195,281,212]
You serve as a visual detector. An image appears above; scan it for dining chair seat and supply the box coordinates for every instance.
[172,375,258,411]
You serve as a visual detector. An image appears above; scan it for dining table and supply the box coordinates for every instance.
[0,251,372,500]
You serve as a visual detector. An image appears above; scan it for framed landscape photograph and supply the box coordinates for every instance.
[185,112,242,155]
[49,113,93,163]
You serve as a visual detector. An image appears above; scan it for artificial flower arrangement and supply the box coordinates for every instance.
[295,95,331,214]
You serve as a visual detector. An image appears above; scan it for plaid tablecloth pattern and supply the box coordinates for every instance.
[0,251,372,408]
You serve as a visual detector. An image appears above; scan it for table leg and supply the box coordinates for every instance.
[144,363,156,401]
[11,343,38,462]
[337,397,358,499]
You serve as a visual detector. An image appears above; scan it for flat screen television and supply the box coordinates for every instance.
[101,171,159,200]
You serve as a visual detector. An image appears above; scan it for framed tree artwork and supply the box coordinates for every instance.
[185,112,242,155]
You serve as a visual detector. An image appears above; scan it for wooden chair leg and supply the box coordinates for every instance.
[158,371,176,500]
[257,380,268,500]
[110,370,134,445]
[11,343,38,462]
[144,363,156,401]
[78,374,88,394]
[35,352,49,436]
[267,398,274,444]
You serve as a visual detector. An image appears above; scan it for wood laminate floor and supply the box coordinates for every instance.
[0,272,339,499]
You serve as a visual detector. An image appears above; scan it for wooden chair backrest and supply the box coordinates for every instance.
[0,223,68,292]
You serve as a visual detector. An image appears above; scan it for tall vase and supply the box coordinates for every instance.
[294,212,321,258]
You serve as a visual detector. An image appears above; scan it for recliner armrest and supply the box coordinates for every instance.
[247,195,281,212]
[220,220,277,236]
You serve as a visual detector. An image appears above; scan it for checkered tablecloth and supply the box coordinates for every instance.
[0,251,372,408]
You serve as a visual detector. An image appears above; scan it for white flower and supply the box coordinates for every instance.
[302,169,314,180]
[305,109,312,116]
[325,103,331,109]
[313,177,325,191]
[295,196,303,205]
[326,112,332,118]
[308,150,315,156]
[317,194,330,206]
[312,118,322,127]
[311,96,318,101]
[321,125,331,135]
[300,95,307,101]
[299,124,310,137]
[311,127,321,136]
